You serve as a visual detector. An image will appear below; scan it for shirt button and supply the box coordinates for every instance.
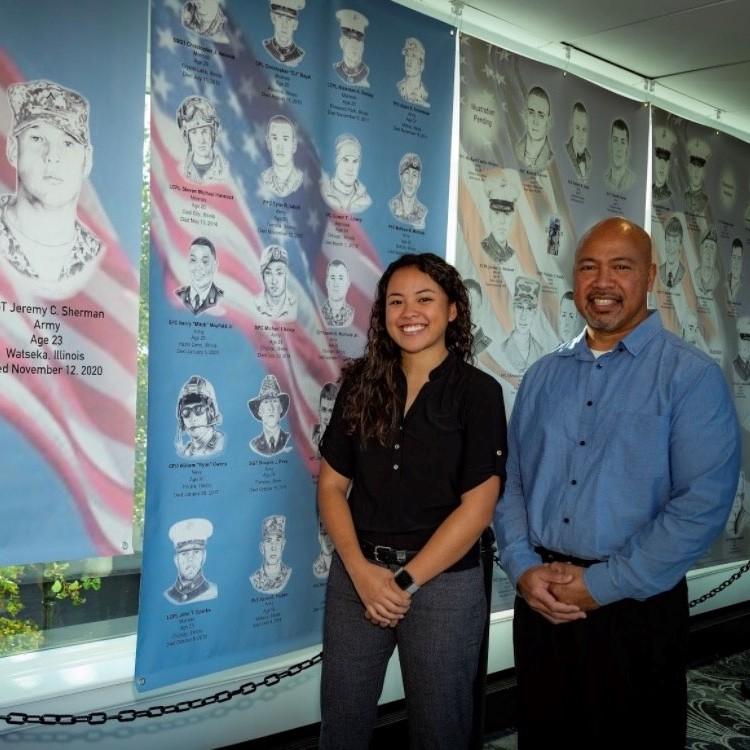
[570,479,577,485]
[496,449,503,456]
[563,517,570,524]
[579,440,586,446]
[596,363,603,369]
[393,464,399,470]
[586,400,593,406]
[394,444,400,450]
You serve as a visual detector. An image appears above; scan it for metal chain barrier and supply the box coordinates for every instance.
[0,652,322,727]
[492,555,750,609]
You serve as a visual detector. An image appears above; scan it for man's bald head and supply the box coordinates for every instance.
[576,218,652,265]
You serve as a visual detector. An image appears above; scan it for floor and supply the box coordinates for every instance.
[484,649,750,749]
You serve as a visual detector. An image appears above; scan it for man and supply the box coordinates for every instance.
[248,373,292,456]
[693,227,720,297]
[388,152,427,230]
[658,217,686,289]
[397,37,429,108]
[175,375,224,457]
[1,79,102,295]
[480,173,518,265]
[260,115,303,198]
[558,290,582,342]
[320,259,354,328]
[320,134,371,214]
[263,0,305,67]
[681,312,701,347]
[176,95,225,184]
[733,316,750,382]
[313,520,335,579]
[465,278,492,354]
[684,137,712,224]
[250,514,292,594]
[604,118,635,191]
[255,244,298,321]
[565,101,591,181]
[333,9,369,87]
[514,86,553,172]
[496,217,740,749]
[165,518,218,605]
[493,276,544,375]
[726,238,743,304]
[652,126,677,203]
[181,0,228,42]
[175,236,224,315]
[312,382,339,453]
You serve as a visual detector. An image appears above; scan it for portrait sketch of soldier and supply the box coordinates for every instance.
[652,126,677,204]
[547,216,561,256]
[693,227,720,297]
[320,134,371,214]
[659,217,686,290]
[250,515,292,594]
[313,520,334,579]
[493,277,543,375]
[684,137,712,224]
[514,86,553,173]
[334,9,369,87]
[263,0,305,67]
[397,37,429,108]
[255,245,298,321]
[164,518,218,605]
[681,312,701,347]
[175,236,224,315]
[604,118,635,192]
[312,382,339,454]
[321,259,354,328]
[248,374,292,456]
[175,375,225,458]
[260,115,303,198]
[481,173,518,265]
[176,96,226,185]
[389,153,427,230]
[465,278,491,355]
[727,239,743,304]
[565,101,591,181]
[734,316,750,382]
[181,0,229,43]
[1,80,102,296]
[558,291,583,343]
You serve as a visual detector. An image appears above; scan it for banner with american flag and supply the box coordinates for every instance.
[0,1,147,564]
[136,0,455,691]
[456,34,648,418]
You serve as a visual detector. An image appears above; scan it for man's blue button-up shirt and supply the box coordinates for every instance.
[495,311,741,606]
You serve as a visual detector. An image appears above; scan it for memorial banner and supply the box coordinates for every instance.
[456,35,648,416]
[650,108,750,567]
[136,0,455,690]
[457,35,648,611]
[0,1,148,564]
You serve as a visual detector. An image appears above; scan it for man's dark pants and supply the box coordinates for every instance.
[513,578,688,749]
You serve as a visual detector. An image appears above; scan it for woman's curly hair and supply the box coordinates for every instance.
[340,253,474,445]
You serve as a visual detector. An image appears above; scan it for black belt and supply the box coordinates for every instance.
[535,546,600,569]
[360,539,418,566]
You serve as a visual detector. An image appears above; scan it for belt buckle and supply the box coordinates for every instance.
[373,544,390,564]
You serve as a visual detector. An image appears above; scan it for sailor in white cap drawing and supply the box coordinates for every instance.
[165,518,218,605]
[333,9,370,87]
[263,0,306,67]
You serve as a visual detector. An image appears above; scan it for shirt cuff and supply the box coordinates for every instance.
[583,562,620,606]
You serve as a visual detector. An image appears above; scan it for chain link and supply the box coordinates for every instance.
[493,555,750,609]
[0,652,322,727]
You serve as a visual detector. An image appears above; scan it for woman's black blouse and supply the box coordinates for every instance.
[320,353,507,550]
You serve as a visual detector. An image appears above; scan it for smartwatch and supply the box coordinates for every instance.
[393,567,420,595]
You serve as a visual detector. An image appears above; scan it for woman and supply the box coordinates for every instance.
[318,253,507,749]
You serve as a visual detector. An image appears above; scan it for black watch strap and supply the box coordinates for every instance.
[394,567,420,594]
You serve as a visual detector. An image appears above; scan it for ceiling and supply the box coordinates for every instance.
[406,0,750,139]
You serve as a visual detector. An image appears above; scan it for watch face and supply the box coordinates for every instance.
[394,569,414,590]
